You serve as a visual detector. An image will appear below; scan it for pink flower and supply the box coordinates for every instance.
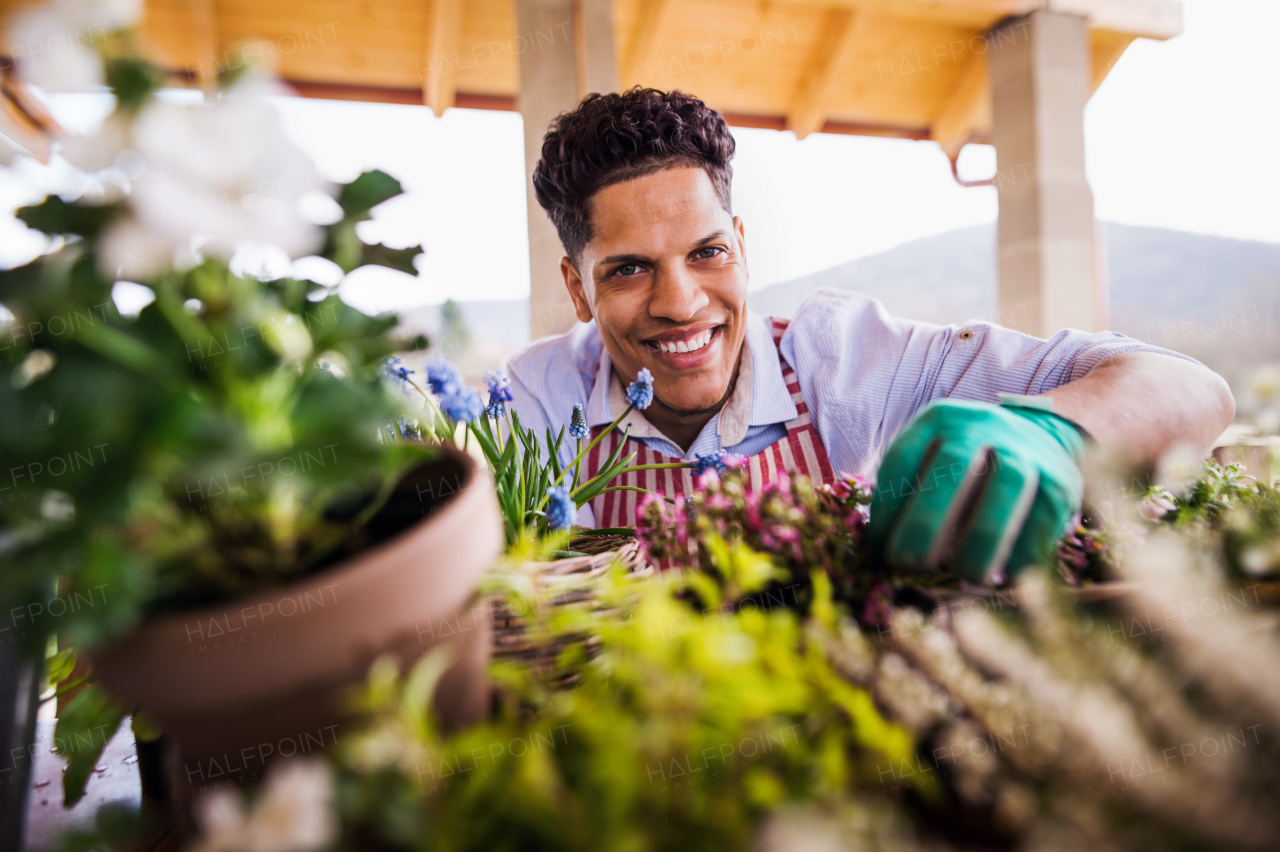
[1137,493,1176,521]
[862,583,894,628]
[695,469,721,491]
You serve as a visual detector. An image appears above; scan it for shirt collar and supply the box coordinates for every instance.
[584,312,797,438]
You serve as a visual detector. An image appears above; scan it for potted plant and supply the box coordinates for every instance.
[0,1,501,813]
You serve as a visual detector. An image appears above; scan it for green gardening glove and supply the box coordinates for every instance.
[869,397,1086,585]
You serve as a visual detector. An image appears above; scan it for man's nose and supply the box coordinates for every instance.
[648,265,709,322]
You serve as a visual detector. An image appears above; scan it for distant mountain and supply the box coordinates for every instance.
[393,223,1280,400]
[745,223,1280,395]
[748,224,997,326]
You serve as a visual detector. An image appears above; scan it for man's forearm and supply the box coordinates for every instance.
[1041,351,1236,467]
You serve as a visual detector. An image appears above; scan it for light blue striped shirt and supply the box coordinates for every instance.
[506,288,1190,501]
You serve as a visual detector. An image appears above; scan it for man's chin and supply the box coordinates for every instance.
[651,380,736,418]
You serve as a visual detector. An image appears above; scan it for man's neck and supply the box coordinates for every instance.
[620,355,741,453]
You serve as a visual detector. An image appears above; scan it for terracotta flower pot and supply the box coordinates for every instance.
[92,448,501,791]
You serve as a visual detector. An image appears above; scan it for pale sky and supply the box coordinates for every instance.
[2,0,1276,315]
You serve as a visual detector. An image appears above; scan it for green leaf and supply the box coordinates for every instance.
[358,243,424,275]
[574,451,638,504]
[17,198,119,240]
[55,684,126,807]
[130,711,164,743]
[46,648,77,686]
[105,58,163,112]
[337,170,405,217]
[71,321,164,374]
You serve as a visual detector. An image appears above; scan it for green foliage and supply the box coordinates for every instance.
[104,57,163,112]
[1142,460,1280,580]
[336,547,917,851]
[0,169,434,656]
[55,683,126,807]
[323,170,425,274]
[16,197,120,240]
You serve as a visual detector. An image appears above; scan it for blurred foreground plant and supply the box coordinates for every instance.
[0,1,436,804]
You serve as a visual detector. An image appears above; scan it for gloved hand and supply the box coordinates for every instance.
[868,397,1086,584]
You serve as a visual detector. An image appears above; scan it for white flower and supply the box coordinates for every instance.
[188,758,337,852]
[7,7,103,93]
[97,214,177,280]
[56,113,131,174]
[99,75,328,280]
[6,0,141,93]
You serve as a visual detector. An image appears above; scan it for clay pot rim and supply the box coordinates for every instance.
[90,447,502,709]
[133,447,480,634]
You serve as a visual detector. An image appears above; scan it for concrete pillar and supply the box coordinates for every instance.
[517,0,618,340]
[989,11,1097,337]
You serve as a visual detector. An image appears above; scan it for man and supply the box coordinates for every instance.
[506,88,1234,583]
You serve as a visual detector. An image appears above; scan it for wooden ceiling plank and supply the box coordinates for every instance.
[929,47,988,156]
[423,0,465,113]
[1048,0,1182,40]
[787,8,865,140]
[622,0,674,86]
[761,0,1180,39]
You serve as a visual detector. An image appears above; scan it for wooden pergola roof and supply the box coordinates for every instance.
[2,0,1181,152]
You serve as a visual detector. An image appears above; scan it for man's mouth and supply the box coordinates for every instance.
[650,327,714,354]
[643,324,724,368]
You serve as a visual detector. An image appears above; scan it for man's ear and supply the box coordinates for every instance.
[562,257,595,324]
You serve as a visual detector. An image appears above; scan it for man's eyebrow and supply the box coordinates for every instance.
[599,252,652,265]
[597,231,729,266]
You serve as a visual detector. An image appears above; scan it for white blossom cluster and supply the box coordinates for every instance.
[3,0,331,282]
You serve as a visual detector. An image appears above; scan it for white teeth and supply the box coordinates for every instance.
[657,329,713,354]
[656,330,712,353]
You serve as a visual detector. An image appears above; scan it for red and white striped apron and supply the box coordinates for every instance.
[582,318,836,528]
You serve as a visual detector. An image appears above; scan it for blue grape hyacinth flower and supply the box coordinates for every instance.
[569,402,588,439]
[426,357,463,398]
[380,356,415,395]
[626,368,654,411]
[440,386,483,424]
[485,370,513,418]
[545,484,576,532]
[692,449,728,478]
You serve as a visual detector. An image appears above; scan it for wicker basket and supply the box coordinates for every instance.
[490,537,651,685]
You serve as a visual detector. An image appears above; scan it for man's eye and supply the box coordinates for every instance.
[694,247,722,260]
[615,264,641,277]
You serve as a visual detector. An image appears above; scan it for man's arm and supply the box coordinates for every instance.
[1042,351,1236,465]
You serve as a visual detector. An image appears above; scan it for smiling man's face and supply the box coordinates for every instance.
[562,166,748,429]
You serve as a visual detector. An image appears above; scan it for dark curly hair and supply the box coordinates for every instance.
[532,88,736,265]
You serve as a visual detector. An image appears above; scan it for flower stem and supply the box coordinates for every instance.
[539,402,634,511]
[614,463,691,474]
[592,485,675,504]
[404,375,454,446]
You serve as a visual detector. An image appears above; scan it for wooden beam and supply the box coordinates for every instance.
[422,0,464,114]
[930,49,990,157]
[1088,29,1137,96]
[621,0,674,86]
[786,9,864,140]
[764,0,1181,40]
[1049,0,1182,40]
